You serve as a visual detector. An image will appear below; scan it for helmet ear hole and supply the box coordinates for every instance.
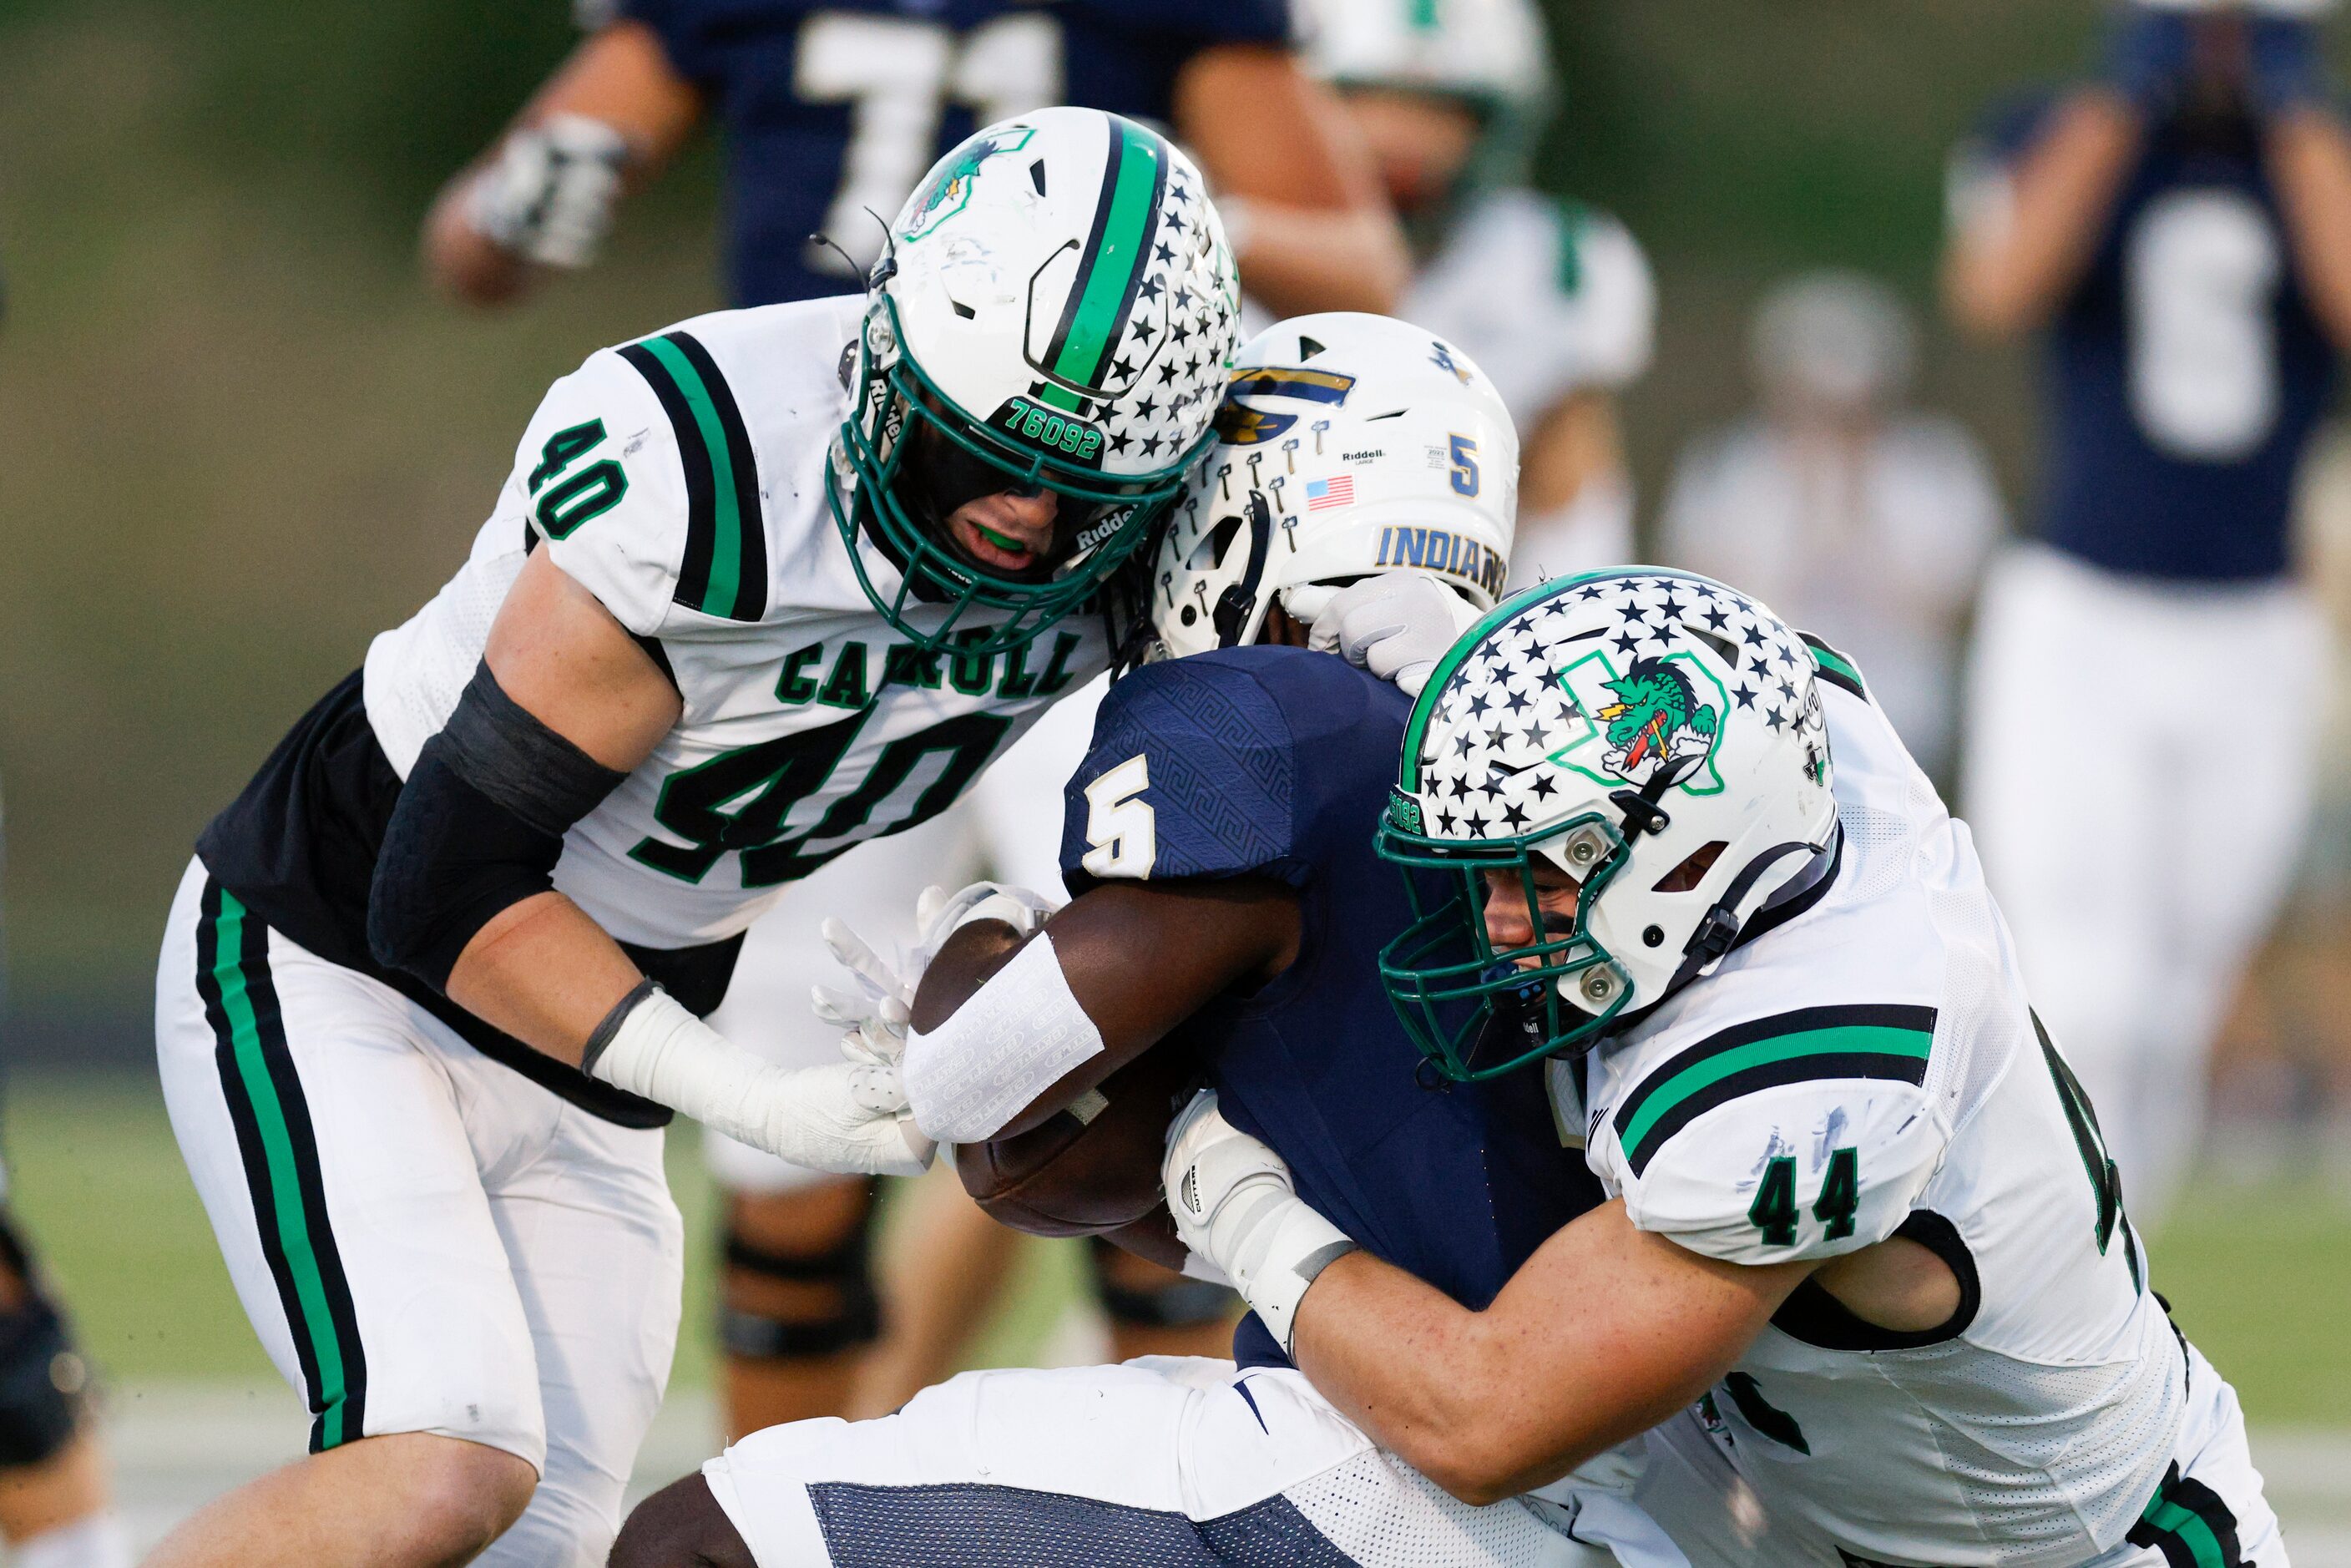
[1191,513,1245,572]
[1652,840,1728,893]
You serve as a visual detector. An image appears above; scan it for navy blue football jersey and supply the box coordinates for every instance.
[1971,94,2338,581]
[617,0,1291,306]
[1062,647,1602,1368]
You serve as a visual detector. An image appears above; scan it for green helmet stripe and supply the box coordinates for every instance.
[1042,118,1167,408]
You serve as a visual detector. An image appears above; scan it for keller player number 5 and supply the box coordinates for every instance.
[1081,754,1156,880]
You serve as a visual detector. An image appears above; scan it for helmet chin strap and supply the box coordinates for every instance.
[1213,492,1276,648]
[1659,826,1843,1002]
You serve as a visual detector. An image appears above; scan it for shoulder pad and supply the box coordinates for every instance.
[608,329,771,624]
[1606,1005,1945,1263]
[1059,656,1302,888]
[509,344,693,638]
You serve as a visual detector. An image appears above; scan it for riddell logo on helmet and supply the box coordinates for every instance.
[1074,513,1130,554]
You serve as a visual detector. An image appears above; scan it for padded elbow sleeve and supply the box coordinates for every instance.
[367,662,629,991]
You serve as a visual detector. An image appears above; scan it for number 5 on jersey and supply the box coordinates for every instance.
[1081,754,1155,879]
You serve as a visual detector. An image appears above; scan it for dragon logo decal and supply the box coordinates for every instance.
[1554,652,1727,796]
[902,127,1034,240]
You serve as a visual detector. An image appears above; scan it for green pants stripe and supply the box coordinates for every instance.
[195,879,368,1452]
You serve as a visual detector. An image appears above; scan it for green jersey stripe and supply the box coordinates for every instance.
[1045,118,1166,400]
[1799,632,1866,700]
[1614,1004,1936,1176]
[619,332,767,623]
[197,882,367,1451]
[644,335,749,620]
[2128,1464,2244,1568]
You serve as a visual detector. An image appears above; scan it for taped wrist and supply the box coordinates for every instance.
[902,931,1105,1143]
[1225,1192,1357,1358]
[586,984,920,1176]
[367,661,629,991]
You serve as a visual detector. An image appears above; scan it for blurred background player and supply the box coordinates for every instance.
[1945,0,2351,1222]
[1659,271,2005,779]
[417,0,1412,1438]
[1299,0,1655,588]
[0,802,131,1568]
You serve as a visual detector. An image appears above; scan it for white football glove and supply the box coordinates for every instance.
[1302,572,1484,698]
[587,986,933,1176]
[813,882,1057,1067]
[1163,1089,1355,1356]
[465,113,629,269]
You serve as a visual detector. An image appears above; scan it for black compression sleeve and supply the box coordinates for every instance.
[367,663,631,993]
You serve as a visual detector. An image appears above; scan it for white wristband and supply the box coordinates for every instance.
[587,985,932,1176]
[902,931,1105,1143]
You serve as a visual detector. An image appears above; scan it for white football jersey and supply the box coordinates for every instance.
[1400,189,1656,432]
[363,296,1107,949]
[1558,680,2183,1567]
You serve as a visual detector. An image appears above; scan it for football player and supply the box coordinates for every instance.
[423,1,1404,319]
[0,1208,129,1568]
[627,423,2283,1564]
[149,110,1244,1568]
[1157,569,2287,1565]
[612,314,1695,1568]
[1302,0,1656,584]
[1945,0,2351,1222]
[419,0,1412,1425]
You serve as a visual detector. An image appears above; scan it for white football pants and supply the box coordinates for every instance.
[154,860,683,1568]
[1963,544,2325,1225]
[702,675,1104,1194]
[1637,1341,2284,1568]
[702,1355,1677,1568]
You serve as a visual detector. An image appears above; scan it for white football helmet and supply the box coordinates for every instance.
[1151,312,1519,659]
[1297,0,1554,186]
[831,108,1241,655]
[1378,570,1842,1079]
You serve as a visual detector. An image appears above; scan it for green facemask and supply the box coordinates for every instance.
[830,297,1216,657]
[1375,805,1635,1082]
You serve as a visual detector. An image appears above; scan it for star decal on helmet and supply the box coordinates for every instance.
[1410,573,1831,832]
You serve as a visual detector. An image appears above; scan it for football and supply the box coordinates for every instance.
[954,1042,1204,1238]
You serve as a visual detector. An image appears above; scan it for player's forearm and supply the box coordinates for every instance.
[1292,1201,1804,1505]
[1289,1249,1616,1505]
[2267,109,2351,352]
[1945,92,2141,339]
[444,891,646,1065]
[422,23,700,304]
[908,883,1298,1140]
[1232,208,1411,317]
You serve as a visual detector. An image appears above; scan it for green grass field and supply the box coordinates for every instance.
[9,1073,2348,1422]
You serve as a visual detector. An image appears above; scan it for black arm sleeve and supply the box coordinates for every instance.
[367,662,632,993]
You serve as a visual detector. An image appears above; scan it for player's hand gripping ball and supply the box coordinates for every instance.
[955,1044,1203,1237]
